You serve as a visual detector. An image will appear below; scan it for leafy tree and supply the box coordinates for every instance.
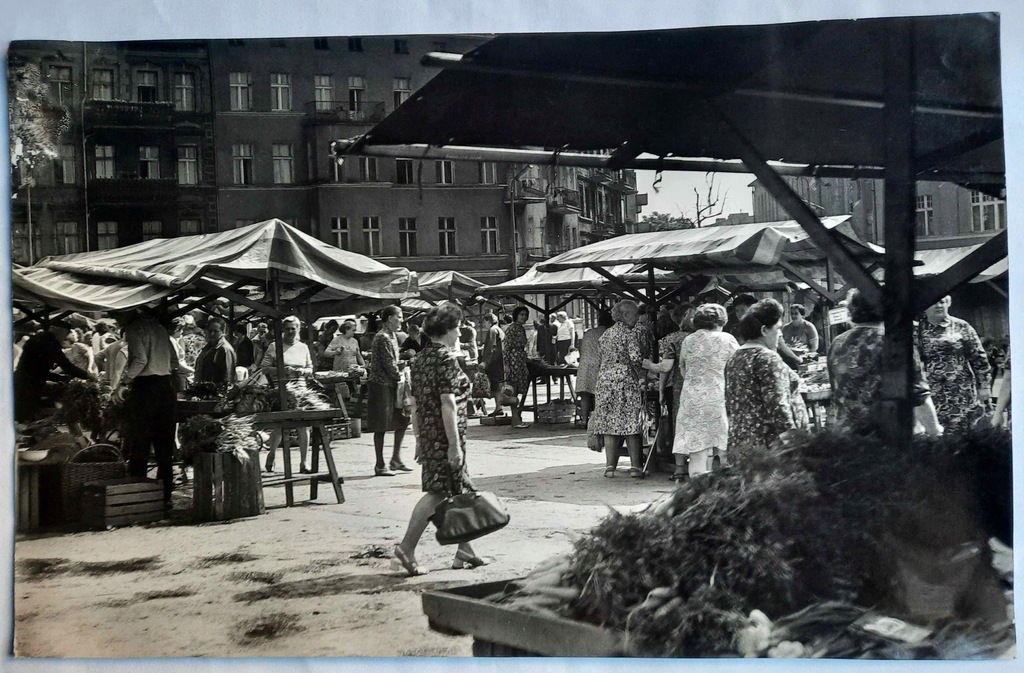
[641,211,695,232]
[9,62,70,175]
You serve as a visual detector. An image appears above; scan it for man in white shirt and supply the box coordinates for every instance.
[554,311,576,365]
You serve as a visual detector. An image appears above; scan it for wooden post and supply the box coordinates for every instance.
[880,23,917,448]
[269,270,294,507]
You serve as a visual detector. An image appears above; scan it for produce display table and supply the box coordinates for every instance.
[252,409,346,507]
[520,361,578,425]
[802,389,832,431]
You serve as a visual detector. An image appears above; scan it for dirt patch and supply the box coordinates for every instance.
[18,556,161,580]
[195,551,260,568]
[103,587,197,607]
[228,571,283,585]
[350,545,392,560]
[17,558,70,580]
[299,558,347,573]
[231,613,305,645]
[233,573,406,603]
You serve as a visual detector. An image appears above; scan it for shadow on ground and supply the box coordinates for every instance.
[471,463,675,507]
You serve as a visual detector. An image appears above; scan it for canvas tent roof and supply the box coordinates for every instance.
[912,245,1007,283]
[415,270,485,304]
[537,216,868,272]
[12,219,417,313]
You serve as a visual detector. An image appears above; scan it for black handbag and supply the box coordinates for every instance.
[430,468,510,545]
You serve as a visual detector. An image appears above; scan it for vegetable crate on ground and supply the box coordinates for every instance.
[192,448,265,521]
[81,478,165,529]
[536,400,575,424]
[422,579,623,657]
[326,419,361,440]
[60,443,126,523]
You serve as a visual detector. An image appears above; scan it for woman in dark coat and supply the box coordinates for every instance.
[366,306,410,476]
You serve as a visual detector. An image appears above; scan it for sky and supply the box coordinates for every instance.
[635,169,756,222]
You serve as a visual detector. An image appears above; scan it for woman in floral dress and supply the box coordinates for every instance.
[917,295,992,434]
[393,302,490,576]
[590,300,646,478]
[503,306,531,427]
[724,298,808,452]
[645,304,737,479]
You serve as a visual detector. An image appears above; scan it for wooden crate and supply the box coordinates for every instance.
[193,449,265,522]
[252,409,347,428]
[326,419,360,440]
[536,401,575,424]
[422,579,623,657]
[81,478,165,529]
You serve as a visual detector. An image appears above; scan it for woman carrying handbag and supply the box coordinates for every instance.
[394,302,503,576]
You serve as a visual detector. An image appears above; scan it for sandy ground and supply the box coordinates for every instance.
[13,420,672,658]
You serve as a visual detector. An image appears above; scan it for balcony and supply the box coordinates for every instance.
[83,100,174,127]
[503,178,548,204]
[87,178,178,205]
[304,100,387,125]
[547,187,581,215]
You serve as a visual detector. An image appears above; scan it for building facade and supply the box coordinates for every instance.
[9,35,643,288]
[9,40,217,263]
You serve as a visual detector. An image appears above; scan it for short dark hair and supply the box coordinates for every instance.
[325,319,339,330]
[484,312,499,325]
[597,310,615,328]
[733,293,757,310]
[424,301,463,338]
[206,316,226,331]
[789,304,807,317]
[736,298,784,340]
[339,321,356,335]
[381,305,402,321]
[512,306,529,322]
[846,288,881,324]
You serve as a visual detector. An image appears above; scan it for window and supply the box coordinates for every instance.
[47,65,72,105]
[229,72,252,111]
[94,145,114,179]
[92,69,113,100]
[55,144,76,184]
[435,160,454,185]
[479,162,497,185]
[347,76,365,116]
[142,220,163,241]
[173,73,195,112]
[915,195,933,237]
[314,75,334,111]
[232,144,253,185]
[139,146,160,179]
[358,157,378,182]
[136,70,158,102]
[11,223,42,265]
[57,221,81,254]
[481,216,499,254]
[97,221,118,250]
[330,217,349,249]
[395,158,414,185]
[362,217,381,255]
[177,145,198,185]
[272,144,294,184]
[399,217,417,256]
[438,217,456,255]
[314,37,329,50]
[970,190,1007,232]
[270,73,292,111]
[179,219,201,235]
[394,39,409,54]
[348,37,364,52]
[392,77,411,109]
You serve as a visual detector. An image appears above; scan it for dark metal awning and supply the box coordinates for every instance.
[343,14,1002,190]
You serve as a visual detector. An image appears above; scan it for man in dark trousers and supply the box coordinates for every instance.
[112,310,180,506]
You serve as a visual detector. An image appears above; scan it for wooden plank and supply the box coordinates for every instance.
[82,477,161,492]
[421,585,622,657]
[103,511,166,527]
[83,482,163,497]
[589,266,649,305]
[85,491,162,506]
[99,501,165,516]
[879,22,917,448]
[192,277,285,319]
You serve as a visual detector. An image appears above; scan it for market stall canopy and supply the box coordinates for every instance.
[339,14,1001,190]
[478,263,678,296]
[415,270,485,304]
[905,244,1006,283]
[537,216,870,273]
[12,219,417,313]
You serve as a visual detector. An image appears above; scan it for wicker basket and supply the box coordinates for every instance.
[61,443,126,523]
[537,400,576,424]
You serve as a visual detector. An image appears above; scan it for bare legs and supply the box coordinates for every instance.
[395,492,479,573]
[602,434,643,475]
[264,426,311,472]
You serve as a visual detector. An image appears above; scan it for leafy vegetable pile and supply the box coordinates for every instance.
[55,379,123,439]
[178,414,259,465]
[494,426,1012,658]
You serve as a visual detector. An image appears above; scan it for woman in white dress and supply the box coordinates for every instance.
[644,304,737,480]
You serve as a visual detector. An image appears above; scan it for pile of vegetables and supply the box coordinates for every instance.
[490,425,1013,658]
[186,381,223,401]
[55,379,122,440]
[178,414,258,465]
[284,380,333,411]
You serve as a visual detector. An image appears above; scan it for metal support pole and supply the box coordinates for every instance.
[880,23,917,447]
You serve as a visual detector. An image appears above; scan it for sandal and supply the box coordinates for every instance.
[603,467,616,478]
[389,461,414,472]
[628,468,645,479]
[452,549,494,569]
[374,467,396,477]
[392,545,426,577]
